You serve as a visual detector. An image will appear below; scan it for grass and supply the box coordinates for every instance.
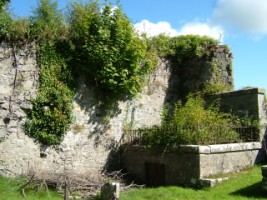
[0,166,266,200]
[0,176,62,200]
[121,166,267,200]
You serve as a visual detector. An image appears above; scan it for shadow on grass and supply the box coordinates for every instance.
[230,182,267,199]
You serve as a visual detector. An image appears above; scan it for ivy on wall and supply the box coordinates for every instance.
[149,34,233,97]
[0,0,234,145]
[0,0,156,145]
[25,43,74,145]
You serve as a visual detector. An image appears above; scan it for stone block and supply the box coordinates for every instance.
[262,165,267,177]
[17,131,25,140]
[0,86,11,95]
[100,182,120,200]
[20,102,32,110]
[198,146,211,154]
[209,144,228,153]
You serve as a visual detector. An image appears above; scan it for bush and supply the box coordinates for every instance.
[29,0,65,42]
[142,95,240,147]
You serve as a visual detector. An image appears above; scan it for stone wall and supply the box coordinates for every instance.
[165,45,233,103]
[0,42,263,181]
[0,43,39,176]
[206,88,267,141]
[120,142,261,186]
[0,42,171,177]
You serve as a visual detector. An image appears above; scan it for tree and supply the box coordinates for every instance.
[69,1,155,99]
[30,0,65,42]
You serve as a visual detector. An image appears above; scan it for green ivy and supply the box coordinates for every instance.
[2,0,235,146]
[24,0,73,145]
[25,43,73,145]
[149,35,232,97]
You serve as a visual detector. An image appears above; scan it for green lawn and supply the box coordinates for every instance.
[121,166,267,200]
[0,166,266,200]
[0,176,62,200]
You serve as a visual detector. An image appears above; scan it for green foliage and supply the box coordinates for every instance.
[168,35,219,61]
[30,0,66,42]
[148,34,173,57]
[0,11,12,40]
[142,95,240,147]
[202,83,234,95]
[0,0,9,12]
[149,35,232,96]
[22,0,73,145]
[69,1,156,99]
[0,13,31,44]
[150,34,219,60]
[25,43,73,145]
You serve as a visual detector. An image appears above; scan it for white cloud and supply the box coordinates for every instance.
[178,22,224,41]
[134,20,179,37]
[213,0,267,34]
[134,20,224,41]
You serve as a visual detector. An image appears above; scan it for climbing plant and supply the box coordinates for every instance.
[23,0,156,145]
[1,0,234,146]
[25,0,73,145]
[25,43,74,145]
[149,35,233,97]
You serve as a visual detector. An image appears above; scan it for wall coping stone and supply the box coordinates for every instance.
[206,88,265,98]
[178,142,261,154]
[122,142,261,155]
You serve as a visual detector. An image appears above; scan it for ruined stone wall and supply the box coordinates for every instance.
[0,43,39,176]
[0,43,170,178]
[0,42,240,179]
[165,45,233,103]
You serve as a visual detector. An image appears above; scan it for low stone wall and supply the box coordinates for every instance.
[120,142,262,186]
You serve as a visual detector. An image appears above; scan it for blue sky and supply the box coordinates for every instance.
[9,0,267,91]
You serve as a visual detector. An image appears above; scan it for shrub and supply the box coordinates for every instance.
[142,95,240,147]
[0,12,32,44]
[29,0,65,42]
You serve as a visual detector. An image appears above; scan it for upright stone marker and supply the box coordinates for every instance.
[262,165,267,191]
